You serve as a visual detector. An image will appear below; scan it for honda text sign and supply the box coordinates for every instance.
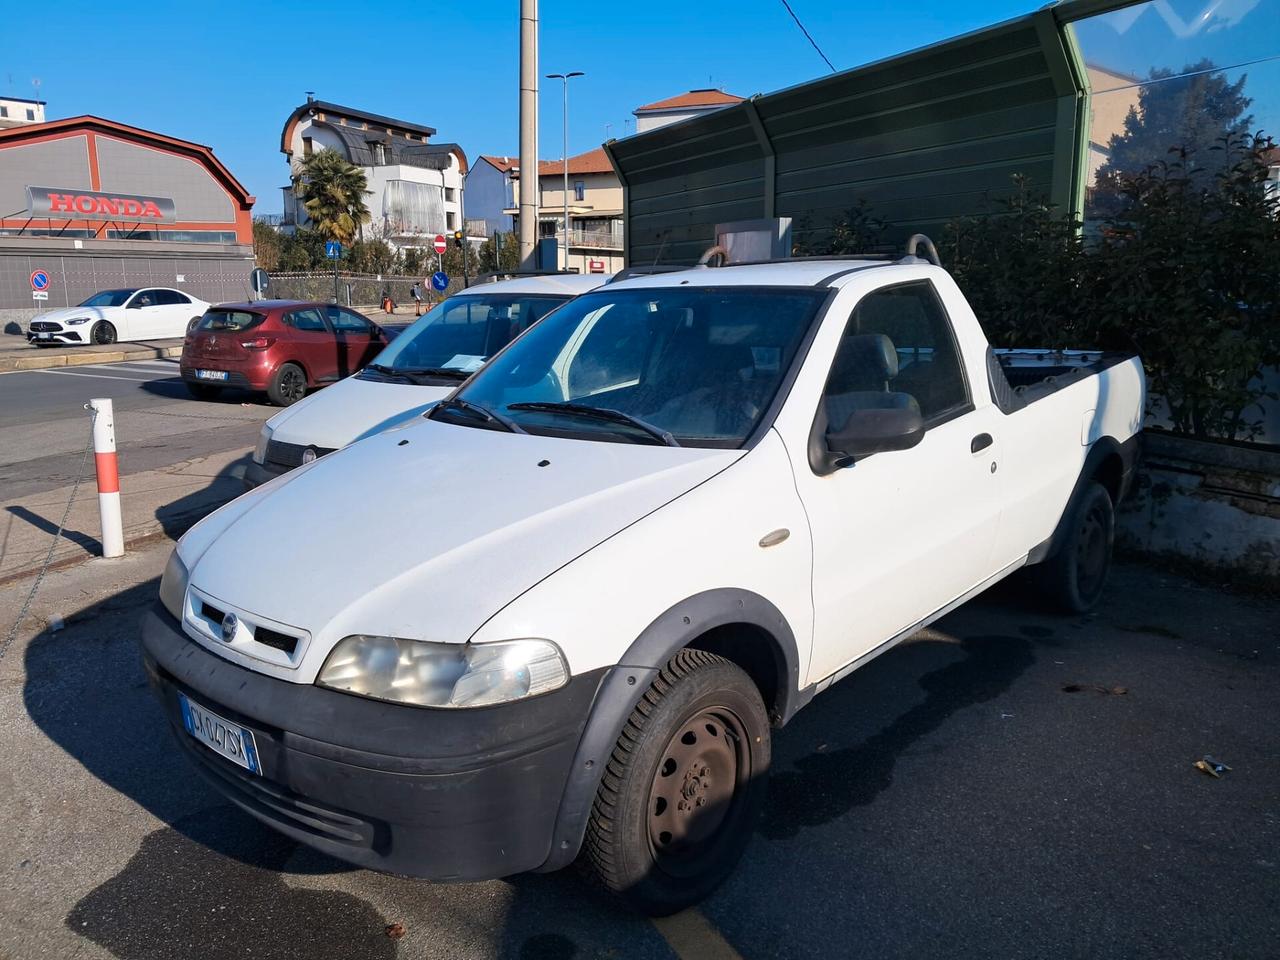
[26,186,177,223]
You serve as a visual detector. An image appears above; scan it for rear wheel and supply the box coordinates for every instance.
[584,649,770,916]
[267,362,307,406]
[186,382,222,401]
[91,321,117,345]
[1033,481,1115,613]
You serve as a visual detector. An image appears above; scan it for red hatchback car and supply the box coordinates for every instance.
[181,301,390,406]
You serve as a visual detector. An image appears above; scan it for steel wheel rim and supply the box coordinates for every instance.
[646,707,749,879]
[1076,504,1109,598]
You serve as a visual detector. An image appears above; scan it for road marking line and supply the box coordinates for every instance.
[651,909,744,960]
[33,368,162,382]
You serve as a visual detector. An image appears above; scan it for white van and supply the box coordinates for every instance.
[245,273,608,486]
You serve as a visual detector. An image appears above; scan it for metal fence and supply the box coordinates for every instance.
[263,271,472,309]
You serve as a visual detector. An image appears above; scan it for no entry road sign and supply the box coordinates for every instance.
[433,235,448,255]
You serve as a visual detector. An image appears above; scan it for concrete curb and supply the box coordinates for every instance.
[0,341,184,373]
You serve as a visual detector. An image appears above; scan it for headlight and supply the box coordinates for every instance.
[66,317,91,325]
[252,423,273,465]
[317,636,569,708]
[159,549,189,621]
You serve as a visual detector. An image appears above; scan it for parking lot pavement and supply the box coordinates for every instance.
[1,545,1276,960]
[0,334,186,372]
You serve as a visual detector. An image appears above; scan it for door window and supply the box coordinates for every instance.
[286,308,327,331]
[326,306,372,332]
[130,289,162,309]
[823,281,970,431]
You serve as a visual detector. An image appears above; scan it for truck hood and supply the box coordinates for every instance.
[30,305,117,326]
[186,417,739,674]
[265,375,451,449]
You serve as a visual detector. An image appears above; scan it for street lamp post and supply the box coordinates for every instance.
[546,70,584,271]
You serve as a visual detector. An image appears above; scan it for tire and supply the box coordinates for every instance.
[91,321,117,345]
[186,381,222,401]
[1032,481,1115,614]
[584,649,771,916]
[267,362,307,406]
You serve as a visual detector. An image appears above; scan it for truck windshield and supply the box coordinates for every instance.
[367,293,569,377]
[444,287,826,448]
[79,289,136,308]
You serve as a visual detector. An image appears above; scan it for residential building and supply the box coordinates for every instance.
[633,89,744,133]
[507,147,624,274]
[465,155,519,236]
[0,96,45,130]
[279,97,467,250]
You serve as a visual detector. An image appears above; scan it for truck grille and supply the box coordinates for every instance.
[265,440,336,470]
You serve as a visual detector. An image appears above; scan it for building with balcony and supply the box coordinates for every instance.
[279,97,467,250]
[465,155,519,237]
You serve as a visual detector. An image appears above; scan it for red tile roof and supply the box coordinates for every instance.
[538,147,615,177]
[634,89,744,113]
[479,154,519,173]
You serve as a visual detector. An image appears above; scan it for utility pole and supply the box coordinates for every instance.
[519,0,539,270]
[546,71,584,272]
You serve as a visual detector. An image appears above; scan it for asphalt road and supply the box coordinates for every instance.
[0,358,271,500]
[2,545,1276,960]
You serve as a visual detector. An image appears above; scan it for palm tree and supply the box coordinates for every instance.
[294,149,371,244]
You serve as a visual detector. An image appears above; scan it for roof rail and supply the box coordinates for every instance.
[607,265,690,283]
[472,269,581,284]
[686,233,941,270]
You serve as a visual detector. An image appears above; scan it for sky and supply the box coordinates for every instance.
[5,0,1276,215]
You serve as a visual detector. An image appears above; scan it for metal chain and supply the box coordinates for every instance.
[0,411,97,663]
[130,407,266,423]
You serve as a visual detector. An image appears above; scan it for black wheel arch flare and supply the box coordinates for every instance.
[536,588,800,873]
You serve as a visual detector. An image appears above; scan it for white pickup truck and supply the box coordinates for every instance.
[141,240,1144,915]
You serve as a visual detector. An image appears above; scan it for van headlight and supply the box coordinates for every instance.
[253,423,273,465]
[159,548,189,621]
[316,636,569,708]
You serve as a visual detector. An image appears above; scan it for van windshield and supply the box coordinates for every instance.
[440,287,826,448]
[367,293,569,378]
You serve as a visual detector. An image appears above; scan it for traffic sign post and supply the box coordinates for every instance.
[433,235,447,255]
[250,267,270,299]
[431,272,449,292]
[325,242,343,302]
[30,269,51,291]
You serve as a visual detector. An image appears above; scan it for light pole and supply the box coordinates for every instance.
[546,70,583,271]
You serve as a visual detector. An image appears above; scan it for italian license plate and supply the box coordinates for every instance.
[196,369,229,381]
[178,693,260,774]
[37,332,51,340]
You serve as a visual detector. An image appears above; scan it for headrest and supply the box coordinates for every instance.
[831,333,899,387]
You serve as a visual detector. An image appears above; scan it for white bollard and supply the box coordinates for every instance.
[86,398,124,558]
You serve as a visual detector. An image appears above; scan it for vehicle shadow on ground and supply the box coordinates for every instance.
[152,454,254,540]
[138,379,266,405]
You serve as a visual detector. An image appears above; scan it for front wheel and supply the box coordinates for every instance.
[1032,481,1115,613]
[267,362,307,406]
[584,649,770,916]
[91,321,117,345]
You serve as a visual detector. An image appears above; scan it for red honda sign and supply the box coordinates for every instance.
[588,259,606,273]
[26,186,177,223]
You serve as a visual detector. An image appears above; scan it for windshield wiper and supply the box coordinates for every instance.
[434,397,525,433]
[507,402,679,446]
[361,363,414,382]
[396,366,471,380]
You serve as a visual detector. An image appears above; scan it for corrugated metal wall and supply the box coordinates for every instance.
[609,10,1082,264]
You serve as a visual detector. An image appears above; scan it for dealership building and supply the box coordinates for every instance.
[0,115,255,327]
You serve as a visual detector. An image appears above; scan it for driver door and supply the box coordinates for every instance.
[789,280,1004,682]
[124,289,167,339]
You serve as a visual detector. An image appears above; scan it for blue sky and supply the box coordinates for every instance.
[6,1,1276,214]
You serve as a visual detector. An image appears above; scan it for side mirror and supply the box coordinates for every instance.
[826,406,925,466]
[127,300,144,309]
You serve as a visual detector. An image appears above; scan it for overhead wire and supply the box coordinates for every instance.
[779,0,837,73]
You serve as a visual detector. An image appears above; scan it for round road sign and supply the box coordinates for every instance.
[433,235,448,255]
[431,271,449,292]
[30,269,50,291]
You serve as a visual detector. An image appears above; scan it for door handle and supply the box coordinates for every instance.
[971,433,993,453]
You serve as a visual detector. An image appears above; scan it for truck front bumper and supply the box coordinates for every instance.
[140,603,606,880]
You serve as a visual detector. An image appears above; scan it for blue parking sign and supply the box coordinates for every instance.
[325,241,342,260]
[431,271,449,292]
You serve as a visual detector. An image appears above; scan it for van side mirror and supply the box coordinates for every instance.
[826,407,925,465]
